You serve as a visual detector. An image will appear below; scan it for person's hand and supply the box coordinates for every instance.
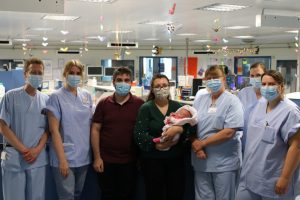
[59,159,69,178]
[196,150,207,160]
[162,126,183,141]
[275,177,290,195]
[155,139,178,151]
[192,139,204,153]
[22,147,40,164]
[93,157,104,173]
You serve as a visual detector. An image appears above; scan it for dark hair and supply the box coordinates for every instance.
[261,70,285,99]
[24,58,44,74]
[205,65,225,78]
[112,67,132,82]
[250,62,267,73]
[147,74,170,101]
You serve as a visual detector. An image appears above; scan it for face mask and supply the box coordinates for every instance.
[153,87,170,100]
[260,86,279,101]
[67,75,81,88]
[28,75,43,89]
[249,77,262,89]
[115,82,131,96]
[206,79,222,93]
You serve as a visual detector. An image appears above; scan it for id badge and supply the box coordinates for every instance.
[207,106,217,113]
[1,151,7,160]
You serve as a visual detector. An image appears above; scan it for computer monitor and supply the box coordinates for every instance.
[192,78,203,96]
[236,75,249,90]
[226,75,236,90]
[87,66,103,76]
[104,67,117,76]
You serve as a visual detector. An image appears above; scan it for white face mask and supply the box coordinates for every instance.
[153,86,170,100]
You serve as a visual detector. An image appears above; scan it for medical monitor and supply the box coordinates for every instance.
[87,66,103,76]
[104,67,117,76]
[226,75,236,90]
[236,75,249,90]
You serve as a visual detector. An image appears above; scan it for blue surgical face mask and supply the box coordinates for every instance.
[67,75,81,88]
[249,77,262,89]
[206,79,222,93]
[260,86,279,101]
[115,82,131,96]
[28,75,43,89]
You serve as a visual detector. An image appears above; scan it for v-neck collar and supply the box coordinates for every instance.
[152,100,170,118]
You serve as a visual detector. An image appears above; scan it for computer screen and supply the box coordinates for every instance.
[236,75,249,90]
[104,67,118,76]
[192,78,203,96]
[87,66,103,76]
[226,75,236,90]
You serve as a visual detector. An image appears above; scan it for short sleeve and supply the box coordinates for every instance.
[281,108,300,143]
[134,104,155,152]
[92,98,105,124]
[46,94,62,121]
[0,93,12,126]
[224,97,244,129]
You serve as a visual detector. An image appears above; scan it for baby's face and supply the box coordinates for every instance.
[175,109,192,118]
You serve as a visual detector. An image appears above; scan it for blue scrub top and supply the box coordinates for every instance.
[237,86,258,112]
[192,91,244,172]
[0,87,49,171]
[240,98,300,198]
[46,87,93,168]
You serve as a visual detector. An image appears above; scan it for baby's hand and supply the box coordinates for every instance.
[196,150,207,160]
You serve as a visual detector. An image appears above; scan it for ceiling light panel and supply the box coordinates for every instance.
[224,26,250,29]
[27,27,54,31]
[75,0,117,3]
[138,20,174,25]
[233,36,254,39]
[195,3,248,12]
[176,33,197,36]
[42,15,80,21]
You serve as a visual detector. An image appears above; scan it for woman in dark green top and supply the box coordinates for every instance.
[134,74,188,200]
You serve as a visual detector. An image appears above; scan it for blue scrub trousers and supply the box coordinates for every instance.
[194,170,237,200]
[52,165,88,200]
[2,166,46,200]
[236,184,294,200]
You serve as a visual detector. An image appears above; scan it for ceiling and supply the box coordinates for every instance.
[1,0,300,50]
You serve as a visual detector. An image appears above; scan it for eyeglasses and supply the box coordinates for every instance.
[153,85,169,91]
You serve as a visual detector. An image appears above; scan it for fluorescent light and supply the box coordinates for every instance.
[14,38,31,42]
[195,3,248,12]
[78,0,117,3]
[110,30,132,33]
[224,26,250,29]
[193,39,210,43]
[27,27,54,31]
[42,15,80,21]
[176,33,197,36]
[42,42,48,47]
[69,40,86,43]
[286,30,299,33]
[143,38,159,41]
[139,20,173,25]
[233,36,254,39]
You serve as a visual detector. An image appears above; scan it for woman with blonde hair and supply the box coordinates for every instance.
[47,60,93,200]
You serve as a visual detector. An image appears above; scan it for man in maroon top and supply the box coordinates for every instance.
[91,67,144,200]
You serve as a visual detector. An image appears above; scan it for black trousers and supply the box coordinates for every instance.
[141,157,185,200]
[98,162,136,200]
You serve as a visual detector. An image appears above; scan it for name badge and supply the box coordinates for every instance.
[207,105,217,113]
[1,151,7,160]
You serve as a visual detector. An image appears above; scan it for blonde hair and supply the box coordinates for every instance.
[62,59,84,78]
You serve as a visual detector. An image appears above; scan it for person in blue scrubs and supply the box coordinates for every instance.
[237,62,267,150]
[236,70,300,200]
[47,60,93,200]
[191,65,244,200]
[238,62,266,111]
[0,58,49,200]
